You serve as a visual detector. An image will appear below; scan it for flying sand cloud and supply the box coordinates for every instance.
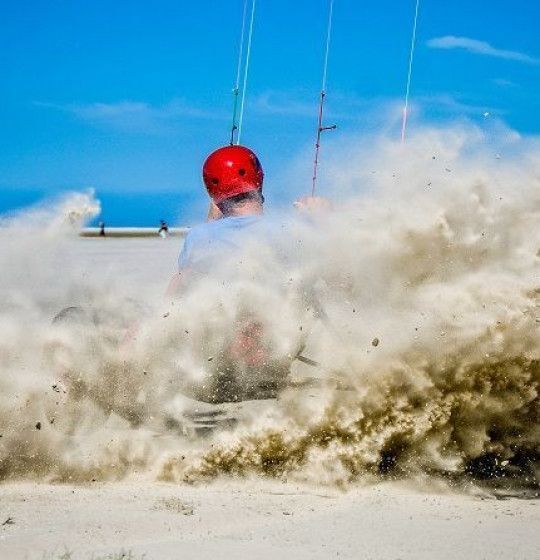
[427,35,539,65]
[2,124,540,486]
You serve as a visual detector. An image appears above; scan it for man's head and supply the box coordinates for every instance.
[203,145,264,217]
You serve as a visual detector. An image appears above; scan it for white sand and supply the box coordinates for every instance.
[1,480,538,559]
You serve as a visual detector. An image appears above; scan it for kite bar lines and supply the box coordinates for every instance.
[401,0,421,143]
[230,0,257,146]
[311,0,337,197]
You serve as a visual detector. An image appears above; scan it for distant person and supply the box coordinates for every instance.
[158,220,169,239]
[99,221,106,237]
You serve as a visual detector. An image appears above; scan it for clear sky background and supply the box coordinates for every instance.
[1,0,539,225]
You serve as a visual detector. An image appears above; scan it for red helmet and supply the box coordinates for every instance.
[202,145,264,204]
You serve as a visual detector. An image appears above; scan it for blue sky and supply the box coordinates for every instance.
[1,0,539,225]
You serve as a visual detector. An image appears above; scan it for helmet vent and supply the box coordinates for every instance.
[238,168,246,176]
[211,178,219,185]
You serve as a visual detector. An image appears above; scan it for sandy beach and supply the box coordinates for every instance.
[1,480,538,560]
